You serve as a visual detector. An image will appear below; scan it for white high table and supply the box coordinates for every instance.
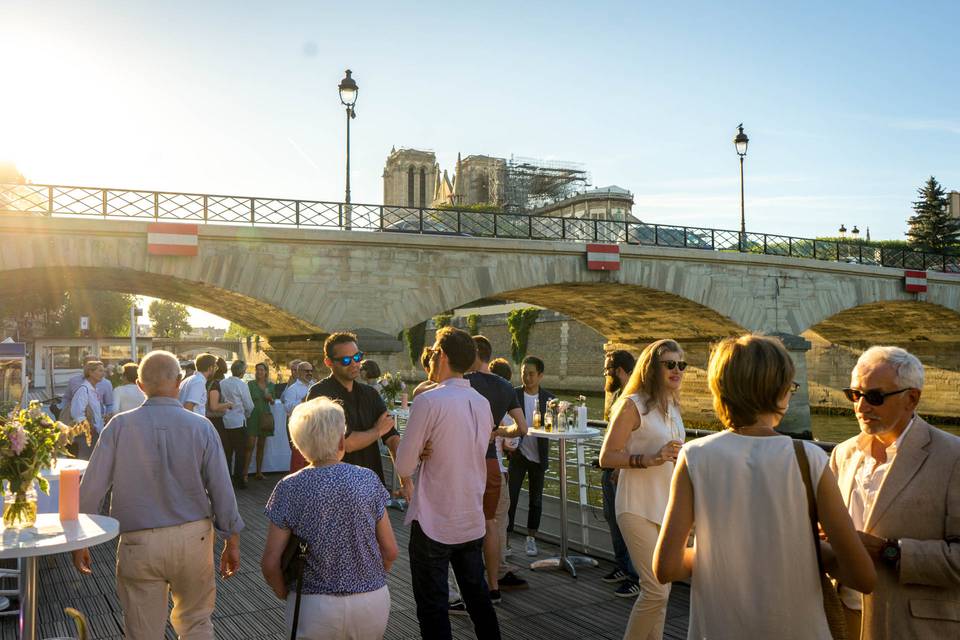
[527,427,602,578]
[0,513,119,640]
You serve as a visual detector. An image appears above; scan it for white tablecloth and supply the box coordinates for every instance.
[248,401,292,473]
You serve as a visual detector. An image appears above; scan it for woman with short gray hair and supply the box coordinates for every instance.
[261,397,398,639]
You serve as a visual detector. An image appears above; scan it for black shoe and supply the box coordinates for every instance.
[448,600,468,615]
[614,580,640,598]
[498,571,528,591]
[602,568,627,583]
[489,589,502,604]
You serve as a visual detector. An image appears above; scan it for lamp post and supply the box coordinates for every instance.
[734,124,749,243]
[851,225,860,241]
[838,224,847,239]
[338,69,358,229]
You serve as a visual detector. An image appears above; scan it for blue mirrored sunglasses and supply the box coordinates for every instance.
[335,351,364,367]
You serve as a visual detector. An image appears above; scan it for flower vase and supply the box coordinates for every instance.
[3,483,38,529]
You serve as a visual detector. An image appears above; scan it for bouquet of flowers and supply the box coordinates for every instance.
[379,372,406,407]
[0,402,91,528]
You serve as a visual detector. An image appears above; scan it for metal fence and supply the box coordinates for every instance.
[3,182,959,273]
[383,415,837,562]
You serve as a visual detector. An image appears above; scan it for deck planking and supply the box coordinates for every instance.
[1,474,690,639]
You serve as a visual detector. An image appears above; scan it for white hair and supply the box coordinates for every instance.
[854,346,925,390]
[138,350,182,392]
[289,397,345,464]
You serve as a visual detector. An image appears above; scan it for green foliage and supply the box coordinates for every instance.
[148,299,191,339]
[506,307,540,364]
[436,202,502,213]
[48,291,137,337]
[466,313,481,336]
[432,313,453,329]
[224,322,256,339]
[906,176,960,253]
[815,236,910,249]
[403,321,427,368]
[0,290,69,339]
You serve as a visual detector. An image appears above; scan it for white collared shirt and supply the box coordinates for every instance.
[840,416,916,610]
[281,379,309,416]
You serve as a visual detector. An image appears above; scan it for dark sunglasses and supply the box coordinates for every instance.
[842,387,911,406]
[334,352,364,367]
[660,360,688,371]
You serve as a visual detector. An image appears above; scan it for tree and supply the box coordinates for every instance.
[149,299,191,338]
[224,322,256,338]
[906,176,959,253]
[49,291,137,336]
[506,307,540,364]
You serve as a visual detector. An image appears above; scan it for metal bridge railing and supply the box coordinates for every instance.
[3,181,958,273]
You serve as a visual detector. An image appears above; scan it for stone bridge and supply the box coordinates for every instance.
[3,213,960,432]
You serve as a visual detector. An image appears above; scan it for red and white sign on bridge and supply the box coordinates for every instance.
[904,270,927,293]
[586,244,620,271]
[147,223,199,256]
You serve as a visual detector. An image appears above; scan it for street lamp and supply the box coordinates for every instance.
[338,69,358,228]
[851,225,860,241]
[733,124,749,240]
[838,224,847,239]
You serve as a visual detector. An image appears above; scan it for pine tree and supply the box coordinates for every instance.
[906,176,960,253]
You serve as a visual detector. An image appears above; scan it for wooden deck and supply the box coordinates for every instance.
[1,474,690,639]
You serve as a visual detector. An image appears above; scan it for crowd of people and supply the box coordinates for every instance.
[63,330,960,640]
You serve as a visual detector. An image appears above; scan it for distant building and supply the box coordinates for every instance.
[382,147,636,225]
[949,190,960,220]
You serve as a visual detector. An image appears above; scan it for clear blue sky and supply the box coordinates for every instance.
[3,0,958,243]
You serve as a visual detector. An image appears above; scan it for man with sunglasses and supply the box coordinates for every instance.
[829,346,960,639]
[306,332,398,486]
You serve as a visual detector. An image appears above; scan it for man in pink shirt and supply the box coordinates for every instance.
[395,326,501,640]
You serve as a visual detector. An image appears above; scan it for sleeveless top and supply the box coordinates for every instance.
[683,431,831,639]
[614,393,684,525]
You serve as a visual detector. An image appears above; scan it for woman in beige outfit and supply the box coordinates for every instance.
[599,339,686,640]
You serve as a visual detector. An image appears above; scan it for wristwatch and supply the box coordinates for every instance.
[879,538,901,566]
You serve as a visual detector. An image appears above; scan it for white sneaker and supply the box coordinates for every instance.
[525,536,538,556]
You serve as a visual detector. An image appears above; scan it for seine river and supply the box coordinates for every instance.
[555,392,959,444]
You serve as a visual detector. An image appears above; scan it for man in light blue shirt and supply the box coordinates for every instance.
[72,350,243,639]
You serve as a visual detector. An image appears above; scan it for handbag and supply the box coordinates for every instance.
[259,409,275,435]
[792,440,848,640]
[280,533,309,640]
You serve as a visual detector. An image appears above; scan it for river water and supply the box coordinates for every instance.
[555,392,960,444]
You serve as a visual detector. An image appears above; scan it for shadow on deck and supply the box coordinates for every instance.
[1,474,690,639]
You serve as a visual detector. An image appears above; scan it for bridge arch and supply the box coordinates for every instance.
[0,266,322,337]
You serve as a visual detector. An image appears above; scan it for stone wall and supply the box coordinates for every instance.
[804,330,960,418]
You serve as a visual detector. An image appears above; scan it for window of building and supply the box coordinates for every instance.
[407,166,415,207]
[49,346,85,370]
[420,167,427,207]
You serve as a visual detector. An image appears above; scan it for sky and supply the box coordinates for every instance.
[3,1,959,325]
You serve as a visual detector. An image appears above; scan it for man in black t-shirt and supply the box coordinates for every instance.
[464,336,527,602]
[305,332,398,486]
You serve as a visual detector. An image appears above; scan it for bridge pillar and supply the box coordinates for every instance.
[770,332,813,437]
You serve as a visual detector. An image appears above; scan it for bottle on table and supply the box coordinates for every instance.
[544,411,553,433]
[533,409,542,431]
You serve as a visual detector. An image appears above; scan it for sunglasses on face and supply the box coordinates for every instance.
[660,360,688,371]
[334,352,364,367]
[842,387,910,406]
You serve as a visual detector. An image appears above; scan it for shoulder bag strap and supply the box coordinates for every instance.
[793,440,826,574]
[289,540,308,640]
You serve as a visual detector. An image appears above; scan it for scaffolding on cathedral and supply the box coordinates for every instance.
[503,156,590,213]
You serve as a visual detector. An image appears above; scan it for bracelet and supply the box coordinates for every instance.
[629,454,647,469]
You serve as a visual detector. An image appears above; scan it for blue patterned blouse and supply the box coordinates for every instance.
[265,463,390,594]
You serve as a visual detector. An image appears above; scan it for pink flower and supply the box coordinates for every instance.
[8,426,27,455]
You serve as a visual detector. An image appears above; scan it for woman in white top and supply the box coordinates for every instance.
[599,339,686,640]
[113,362,146,413]
[70,360,106,459]
[654,335,875,640]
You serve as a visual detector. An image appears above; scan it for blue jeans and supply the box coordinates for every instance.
[601,468,638,581]
[408,521,501,640]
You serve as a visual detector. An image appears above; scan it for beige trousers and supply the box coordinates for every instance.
[285,585,391,640]
[617,512,670,640]
[842,603,862,640]
[495,471,511,576]
[116,519,216,640]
